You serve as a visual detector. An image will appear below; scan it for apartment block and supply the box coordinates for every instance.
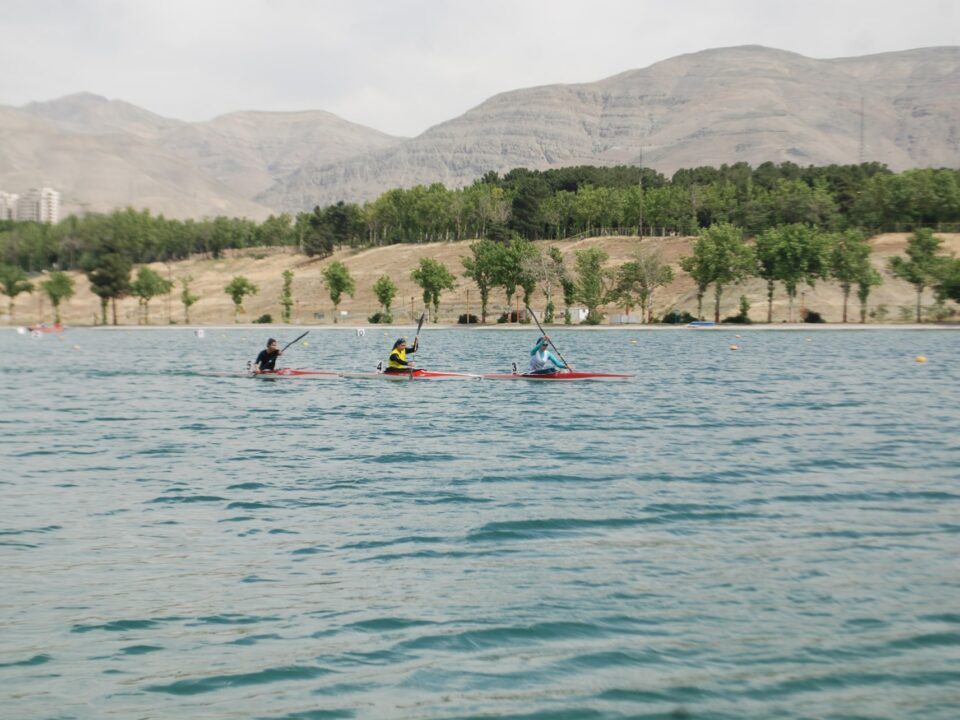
[0,191,19,220]
[16,187,60,224]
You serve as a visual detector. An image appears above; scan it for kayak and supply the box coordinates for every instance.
[251,368,339,379]
[482,370,634,381]
[339,369,482,381]
[29,323,65,333]
[200,368,339,379]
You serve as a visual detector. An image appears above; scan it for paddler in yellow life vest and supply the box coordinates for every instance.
[384,336,418,374]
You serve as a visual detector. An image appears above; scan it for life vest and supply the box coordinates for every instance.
[388,347,408,370]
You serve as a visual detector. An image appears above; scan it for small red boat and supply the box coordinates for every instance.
[29,322,65,333]
[339,368,481,381]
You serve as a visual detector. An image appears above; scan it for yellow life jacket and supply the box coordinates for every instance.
[388,347,407,370]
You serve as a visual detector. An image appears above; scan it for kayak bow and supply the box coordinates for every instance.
[482,370,633,381]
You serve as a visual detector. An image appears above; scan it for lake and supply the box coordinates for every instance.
[2,326,959,719]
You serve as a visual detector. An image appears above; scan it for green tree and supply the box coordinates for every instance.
[0,263,33,321]
[681,223,754,323]
[130,267,173,325]
[611,251,675,323]
[321,261,355,323]
[461,239,502,323]
[827,229,874,323]
[753,224,828,322]
[492,238,538,320]
[411,257,456,322]
[40,271,75,324]
[373,274,398,320]
[224,276,259,323]
[856,269,883,323]
[937,258,960,305]
[180,275,198,324]
[280,270,294,323]
[888,229,947,322]
[679,242,712,321]
[526,246,566,323]
[573,247,612,324]
[85,253,131,325]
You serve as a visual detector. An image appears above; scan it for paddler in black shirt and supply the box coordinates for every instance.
[253,338,283,374]
[384,337,418,374]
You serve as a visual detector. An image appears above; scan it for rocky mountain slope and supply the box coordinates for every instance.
[260,45,960,210]
[4,46,959,218]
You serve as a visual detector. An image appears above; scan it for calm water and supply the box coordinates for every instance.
[2,327,959,720]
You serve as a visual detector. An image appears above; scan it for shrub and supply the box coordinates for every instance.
[801,309,825,323]
[661,310,697,324]
[458,313,480,324]
[368,311,393,324]
[254,314,273,324]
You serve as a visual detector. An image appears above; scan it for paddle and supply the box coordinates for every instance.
[525,304,571,370]
[280,330,309,354]
[409,312,426,378]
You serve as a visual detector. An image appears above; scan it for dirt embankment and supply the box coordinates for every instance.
[7,233,960,327]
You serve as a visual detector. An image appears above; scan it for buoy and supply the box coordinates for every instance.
[195,329,205,338]
[73,345,81,351]
[16,327,27,335]
[735,334,741,339]
[356,328,365,337]
[302,341,310,347]
[805,337,812,342]
[630,339,637,344]
[915,355,927,363]
[729,344,739,351]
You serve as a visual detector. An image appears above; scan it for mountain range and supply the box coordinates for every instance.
[2,45,959,219]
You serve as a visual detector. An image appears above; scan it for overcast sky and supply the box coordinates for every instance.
[2,0,958,137]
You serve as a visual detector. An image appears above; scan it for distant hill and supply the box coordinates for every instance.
[259,45,960,210]
[0,105,272,220]
[3,45,959,218]
[3,94,404,219]
[158,110,403,199]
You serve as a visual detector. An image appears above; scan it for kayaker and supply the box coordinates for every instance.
[384,337,418,374]
[528,335,568,375]
[253,338,283,374]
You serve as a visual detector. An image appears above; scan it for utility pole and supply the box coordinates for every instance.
[859,96,866,164]
[638,145,644,241]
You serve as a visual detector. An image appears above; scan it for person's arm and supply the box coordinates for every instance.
[548,351,567,369]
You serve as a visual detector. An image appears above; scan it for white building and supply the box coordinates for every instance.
[16,187,60,224]
[0,191,18,220]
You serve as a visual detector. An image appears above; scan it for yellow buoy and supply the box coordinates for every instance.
[729,344,739,351]
[302,341,310,347]
[630,340,638,345]
[915,355,927,363]
[73,345,81,351]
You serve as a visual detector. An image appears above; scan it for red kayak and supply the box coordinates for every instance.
[482,370,634,381]
[200,369,337,379]
[340,369,481,381]
[251,368,339,379]
[29,323,65,333]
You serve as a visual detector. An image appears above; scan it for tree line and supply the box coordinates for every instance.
[4,163,960,275]
[3,223,958,326]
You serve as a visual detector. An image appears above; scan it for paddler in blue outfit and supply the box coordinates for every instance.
[384,336,418,374]
[253,337,282,374]
[528,335,568,375]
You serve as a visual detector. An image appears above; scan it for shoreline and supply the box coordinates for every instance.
[6,323,960,332]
